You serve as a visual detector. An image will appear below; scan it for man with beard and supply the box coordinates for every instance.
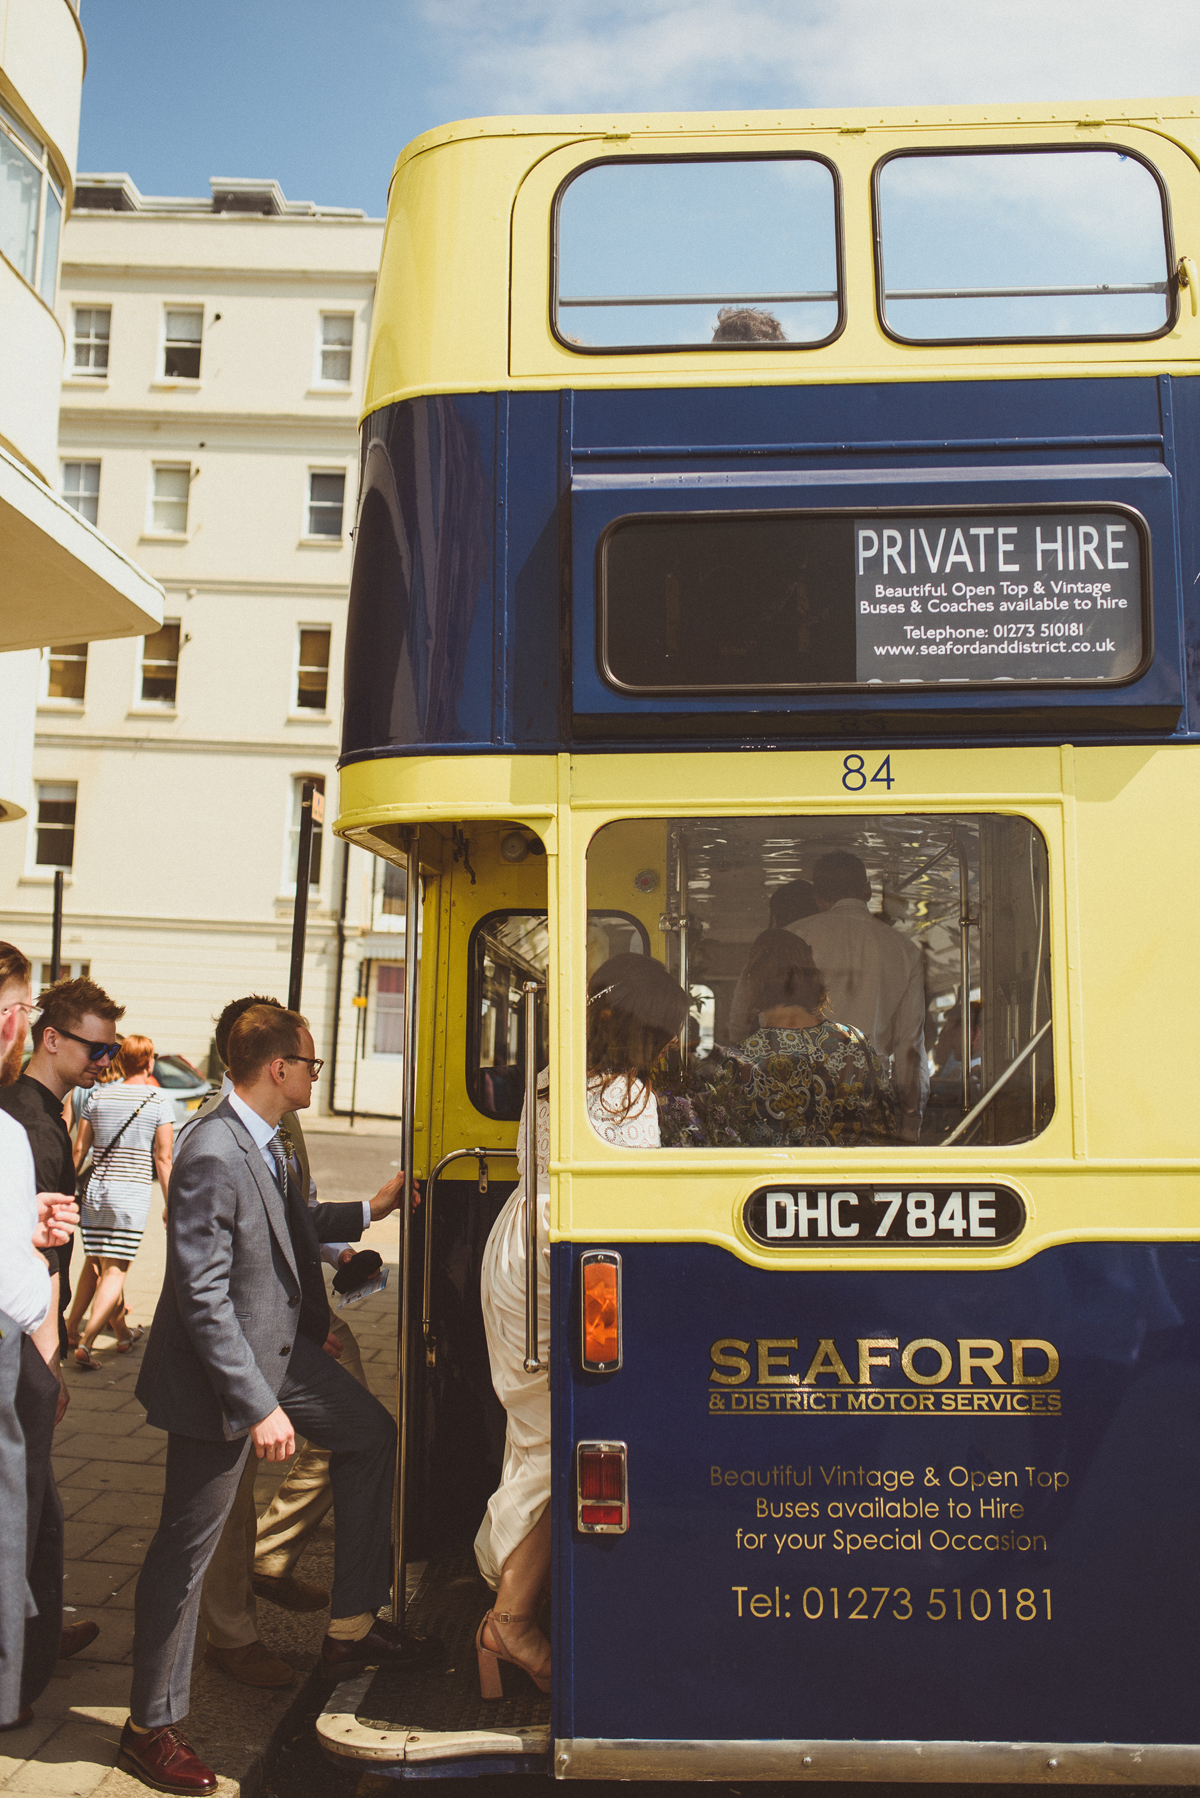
[0,949,100,1723]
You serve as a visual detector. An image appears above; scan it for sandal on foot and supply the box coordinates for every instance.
[115,1326,144,1353]
[475,1610,550,1698]
[73,1345,100,1371]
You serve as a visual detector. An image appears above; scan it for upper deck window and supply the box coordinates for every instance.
[554,157,841,353]
[876,147,1173,343]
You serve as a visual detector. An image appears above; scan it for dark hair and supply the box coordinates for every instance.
[586,954,688,1118]
[33,976,125,1048]
[812,850,869,905]
[0,942,31,992]
[740,930,828,1021]
[768,879,819,929]
[215,993,283,1065]
[227,1004,308,1085]
[712,305,787,342]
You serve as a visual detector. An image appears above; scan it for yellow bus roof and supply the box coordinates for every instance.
[364,99,1200,417]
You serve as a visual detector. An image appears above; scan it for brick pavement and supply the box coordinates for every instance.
[0,1127,403,1798]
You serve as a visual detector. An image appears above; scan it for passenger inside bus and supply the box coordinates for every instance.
[727,879,819,1040]
[710,304,787,342]
[474,955,688,1695]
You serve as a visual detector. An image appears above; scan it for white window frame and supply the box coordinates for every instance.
[303,467,347,543]
[283,773,327,897]
[146,462,192,539]
[39,642,89,710]
[368,962,406,1060]
[137,618,182,710]
[61,460,101,526]
[313,311,354,388]
[291,623,333,718]
[158,305,204,384]
[0,94,64,305]
[71,306,111,378]
[27,781,78,876]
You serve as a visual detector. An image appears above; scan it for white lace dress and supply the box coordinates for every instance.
[474,1072,659,1588]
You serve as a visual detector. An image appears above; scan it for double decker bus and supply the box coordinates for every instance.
[320,98,1200,1783]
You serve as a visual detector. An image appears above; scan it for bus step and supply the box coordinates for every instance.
[316,1548,551,1775]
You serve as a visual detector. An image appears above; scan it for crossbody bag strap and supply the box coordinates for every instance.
[94,1094,155,1167]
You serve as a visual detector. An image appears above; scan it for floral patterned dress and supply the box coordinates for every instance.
[660,1024,897,1149]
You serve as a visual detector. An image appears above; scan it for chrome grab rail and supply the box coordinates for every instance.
[522,982,542,1374]
[943,1020,1052,1147]
[393,831,421,1630]
[420,1147,518,1368]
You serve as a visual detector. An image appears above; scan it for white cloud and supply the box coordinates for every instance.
[415,0,1200,119]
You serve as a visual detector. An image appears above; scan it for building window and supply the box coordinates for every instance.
[39,960,89,987]
[373,965,406,1057]
[317,313,353,384]
[61,461,100,526]
[73,307,111,374]
[34,782,77,869]
[295,627,331,711]
[140,621,181,704]
[381,861,407,916]
[307,471,345,538]
[0,96,63,303]
[288,776,325,888]
[43,643,88,704]
[163,307,203,379]
[150,464,190,534]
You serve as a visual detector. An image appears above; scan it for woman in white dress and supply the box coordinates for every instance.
[474,954,688,1695]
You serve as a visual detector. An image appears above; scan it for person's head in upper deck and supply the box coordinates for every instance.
[768,878,819,930]
[711,305,787,343]
[739,930,829,1029]
[811,850,872,911]
[586,954,689,1090]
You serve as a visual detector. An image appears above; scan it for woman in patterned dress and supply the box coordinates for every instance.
[69,1035,173,1369]
[474,954,688,1695]
[707,930,898,1147]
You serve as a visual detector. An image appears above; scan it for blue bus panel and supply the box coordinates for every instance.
[341,376,1200,761]
[553,1240,1200,1748]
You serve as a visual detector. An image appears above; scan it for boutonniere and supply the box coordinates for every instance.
[278,1124,295,1163]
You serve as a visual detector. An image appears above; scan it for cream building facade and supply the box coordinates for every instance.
[0,0,162,826]
[0,173,406,1115]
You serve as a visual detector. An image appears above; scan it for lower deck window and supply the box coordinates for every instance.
[584,814,1054,1150]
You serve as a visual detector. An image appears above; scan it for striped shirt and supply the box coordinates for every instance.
[83,1081,173,1190]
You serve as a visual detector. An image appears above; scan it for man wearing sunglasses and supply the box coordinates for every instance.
[0,963,118,1721]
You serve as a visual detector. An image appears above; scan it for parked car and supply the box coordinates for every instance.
[153,1054,215,1125]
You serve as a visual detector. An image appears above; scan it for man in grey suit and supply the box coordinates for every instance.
[119,1006,437,1796]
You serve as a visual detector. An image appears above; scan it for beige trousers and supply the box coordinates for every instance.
[199,1312,367,1650]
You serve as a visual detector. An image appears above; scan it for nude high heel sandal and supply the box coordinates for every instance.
[475,1610,551,1697]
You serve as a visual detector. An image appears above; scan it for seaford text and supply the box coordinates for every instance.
[708,1335,1060,1413]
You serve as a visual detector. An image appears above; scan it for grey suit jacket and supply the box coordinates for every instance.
[136,1098,364,1440]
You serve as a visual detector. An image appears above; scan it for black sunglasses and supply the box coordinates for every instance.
[55,1027,121,1064]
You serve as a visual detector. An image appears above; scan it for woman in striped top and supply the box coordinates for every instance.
[70,1035,174,1370]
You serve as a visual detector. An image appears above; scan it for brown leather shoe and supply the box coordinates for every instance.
[117,1721,217,1795]
[320,1617,443,1675]
[60,1619,100,1658]
[203,1639,294,1688]
[251,1571,329,1612]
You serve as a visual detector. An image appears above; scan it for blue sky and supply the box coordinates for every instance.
[78,0,1200,217]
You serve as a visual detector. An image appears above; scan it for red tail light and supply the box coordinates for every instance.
[575,1441,628,1533]
[580,1251,622,1372]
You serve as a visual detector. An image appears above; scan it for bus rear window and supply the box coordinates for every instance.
[875,148,1172,343]
[585,814,1055,1150]
[554,157,840,352]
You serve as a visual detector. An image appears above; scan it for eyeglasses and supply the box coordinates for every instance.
[282,1056,324,1078]
[0,1003,40,1023]
[54,1027,121,1063]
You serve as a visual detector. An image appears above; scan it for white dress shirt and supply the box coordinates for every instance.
[790,899,929,1136]
[0,1110,52,1333]
[225,1086,367,1250]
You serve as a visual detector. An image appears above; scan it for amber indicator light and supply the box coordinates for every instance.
[575,1440,628,1534]
[580,1250,622,1372]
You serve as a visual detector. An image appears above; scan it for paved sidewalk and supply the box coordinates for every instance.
[0,1132,403,1798]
